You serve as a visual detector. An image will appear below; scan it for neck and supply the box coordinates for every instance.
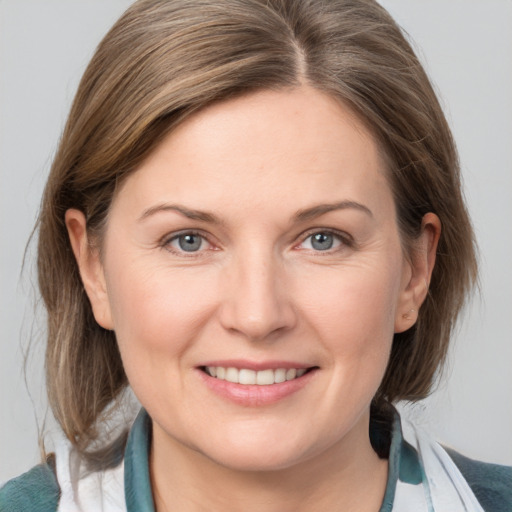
[150,413,388,512]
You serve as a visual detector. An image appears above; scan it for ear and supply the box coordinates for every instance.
[65,209,114,330]
[394,213,441,333]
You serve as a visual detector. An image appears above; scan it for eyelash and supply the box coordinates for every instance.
[296,229,354,253]
[160,228,353,257]
[161,230,215,257]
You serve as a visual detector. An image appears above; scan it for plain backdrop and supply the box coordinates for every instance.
[1,1,511,482]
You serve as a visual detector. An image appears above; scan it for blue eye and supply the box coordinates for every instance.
[169,233,206,252]
[311,233,334,250]
[300,231,344,251]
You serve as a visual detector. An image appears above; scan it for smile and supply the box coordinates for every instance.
[203,366,309,385]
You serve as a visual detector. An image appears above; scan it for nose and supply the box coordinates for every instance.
[218,249,297,342]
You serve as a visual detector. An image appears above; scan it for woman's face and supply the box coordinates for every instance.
[71,86,425,472]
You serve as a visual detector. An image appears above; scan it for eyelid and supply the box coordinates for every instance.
[160,229,217,255]
[295,228,354,251]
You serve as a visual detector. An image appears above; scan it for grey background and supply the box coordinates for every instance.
[1,1,511,482]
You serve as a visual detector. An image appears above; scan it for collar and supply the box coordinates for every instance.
[378,410,425,512]
[124,410,155,512]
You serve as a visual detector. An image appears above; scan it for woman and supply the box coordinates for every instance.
[1,0,510,510]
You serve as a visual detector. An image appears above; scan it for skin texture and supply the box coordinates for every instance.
[66,86,440,511]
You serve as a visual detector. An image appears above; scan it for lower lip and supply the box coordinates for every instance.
[197,368,317,406]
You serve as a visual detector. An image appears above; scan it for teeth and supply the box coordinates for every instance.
[256,369,274,385]
[225,367,238,383]
[239,369,256,385]
[205,366,309,385]
[274,368,286,383]
[286,368,296,380]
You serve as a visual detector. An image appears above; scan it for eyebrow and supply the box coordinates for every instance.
[293,201,373,221]
[138,200,373,224]
[138,204,223,224]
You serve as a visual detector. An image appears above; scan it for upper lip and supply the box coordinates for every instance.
[197,360,315,371]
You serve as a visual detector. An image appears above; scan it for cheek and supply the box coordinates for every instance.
[296,262,402,415]
[104,261,218,363]
[295,260,401,356]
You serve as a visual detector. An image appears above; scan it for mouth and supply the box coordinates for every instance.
[198,363,318,405]
[200,366,316,385]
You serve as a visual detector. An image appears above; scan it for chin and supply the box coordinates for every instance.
[189,427,324,473]
[204,446,307,473]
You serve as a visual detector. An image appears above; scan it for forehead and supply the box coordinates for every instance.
[111,86,394,224]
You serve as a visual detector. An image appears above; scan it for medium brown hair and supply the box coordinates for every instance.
[38,0,477,460]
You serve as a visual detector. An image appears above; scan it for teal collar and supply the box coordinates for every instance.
[124,410,155,512]
[378,410,424,511]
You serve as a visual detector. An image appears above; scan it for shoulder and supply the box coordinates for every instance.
[0,456,60,512]
[446,448,512,512]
